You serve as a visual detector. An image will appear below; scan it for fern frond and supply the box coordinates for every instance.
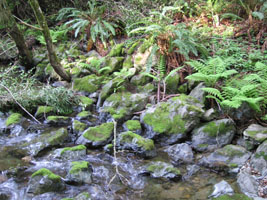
[186,60,206,74]
[158,54,166,78]
[221,99,242,109]
[202,87,224,101]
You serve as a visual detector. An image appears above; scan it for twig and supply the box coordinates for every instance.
[13,15,43,31]
[108,119,129,188]
[0,84,41,124]
[0,45,17,56]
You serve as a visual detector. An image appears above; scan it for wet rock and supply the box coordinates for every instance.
[27,168,65,194]
[192,119,236,152]
[45,116,71,126]
[66,161,92,184]
[75,192,91,200]
[141,94,204,145]
[183,164,200,180]
[189,82,206,104]
[117,131,156,158]
[144,161,181,180]
[237,168,259,198]
[73,74,103,93]
[122,120,142,135]
[209,180,234,198]
[164,143,194,165]
[250,140,267,176]
[35,106,55,118]
[243,124,267,145]
[21,127,69,156]
[101,92,148,122]
[58,145,87,160]
[79,96,94,111]
[72,120,87,135]
[199,145,251,172]
[76,122,114,147]
[0,188,12,200]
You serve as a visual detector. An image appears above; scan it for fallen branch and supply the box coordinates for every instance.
[108,119,129,188]
[0,83,41,124]
[13,15,42,31]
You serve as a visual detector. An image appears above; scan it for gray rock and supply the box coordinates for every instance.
[56,145,87,160]
[192,119,236,152]
[183,164,200,180]
[250,140,267,176]
[67,161,92,184]
[144,161,181,180]
[141,94,204,145]
[202,108,217,121]
[130,73,151,86]
[189,82,206,104]
[237,168,259,198]
[164,143,194,165]
[209,180,234,198]
[27,168,65,194]
[199,145,251,172]
[0,188,12,200]
[117,131,156,158]
[243,124,267,144]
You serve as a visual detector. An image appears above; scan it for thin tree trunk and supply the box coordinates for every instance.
[28,0,71,82]
[0,0,34,70]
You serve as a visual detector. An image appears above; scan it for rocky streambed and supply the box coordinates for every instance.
[0,87,266,200]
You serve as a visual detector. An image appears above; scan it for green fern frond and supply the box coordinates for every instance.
[202,87,224,101]
[221,99,242,109]
[186,60,206,74]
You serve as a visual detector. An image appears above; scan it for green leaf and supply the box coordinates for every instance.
[252,11,264,20]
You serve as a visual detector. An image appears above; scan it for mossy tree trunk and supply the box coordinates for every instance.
[28,0,71,82]
[0,0,34,70]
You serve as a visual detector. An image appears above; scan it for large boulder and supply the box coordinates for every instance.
[189,82,206,104]
[243,124,267,145]
[192,119,236,152]
[199,145,251,172]
[122,120,142,135]
[117,131,156,158]
[140,94,204,145]
[73,75,103,93]
[27,168,65,194]
[101,92,148,122]
[76,122,114,147]
[164,143,194,165]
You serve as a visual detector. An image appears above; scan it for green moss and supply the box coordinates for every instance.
[47,116,69,121]
[229,163,238,168]
[122,56,133,69]
[217,145,245,157]
[106,144,113,149]
[32,168,61,181]
[73,75,101,93]
[202,121,230,137]
[165,167,181,175]
[73,120,87,132]
[128,41,140,55]
[212,194,252,200]
[198,144,209,148]
[143,103,185,135]
[48,128,68,145]
[147,164,180,175]
[255,151,267,161]
[5,113,22,126]
[83,122,114,142]
[77,111,91,118]
[60,145,86,155]
[246,130,267,142]
[69,161,89,174]
[108,43,124,57]
[75,192,91,199]
[35,106,54,117]
[61,198,73,200]
[120,131,154,151]
[79,96,94,109]
[125,120,141,131]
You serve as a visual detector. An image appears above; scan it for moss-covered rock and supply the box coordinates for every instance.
[199,145,251,172]
[177,83,188,94]
[72,120,87,134]
[165,71,179,94]
[243,124,267,144]
[118,131,156,158]
[60,145,87,159]
[137,83,155,94]
[5,113,22,126]
[130,73,151,86]
[74,192,91,200]
[46,116,70,125]
[67,161,92,184]
[73,74,103,93]
[27,168,65,194]
[101,92,148,122]
[250,140,267,176]
[212,194,252,200]
[192,119,236,152]
[102,56,124,74]
[108,43,125,57]
[141,94,204,145]
[123,120,142,134]
[122,55,133,69]
[76,122,114,147]
[35,106,54,118]
[145,161,181,180]
[77,111,91,120]
[79,96,94,110]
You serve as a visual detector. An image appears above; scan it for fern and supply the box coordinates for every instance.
[158,54,166,79]
[202,87,224,101]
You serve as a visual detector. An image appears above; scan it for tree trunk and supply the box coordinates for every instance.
[28,0,71,82]
[0,0,34,70]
